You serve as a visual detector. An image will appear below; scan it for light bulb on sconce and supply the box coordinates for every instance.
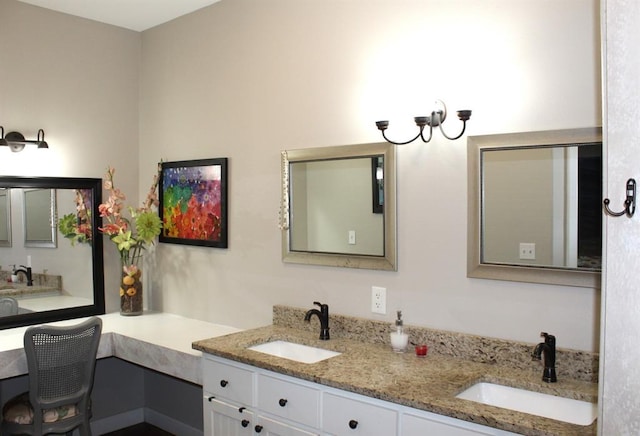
[375,99,471,145]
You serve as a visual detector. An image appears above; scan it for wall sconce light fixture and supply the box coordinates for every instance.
[375,100,472,145]
[0,126,49,152]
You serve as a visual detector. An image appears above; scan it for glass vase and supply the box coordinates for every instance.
[119,254,143,316]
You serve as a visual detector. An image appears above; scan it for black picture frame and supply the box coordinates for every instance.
[159,158,228,248]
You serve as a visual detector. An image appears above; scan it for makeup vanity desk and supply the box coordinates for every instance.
[0,312,241,384]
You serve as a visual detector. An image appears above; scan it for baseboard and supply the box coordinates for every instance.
[145,408,203,436]
[91,408,145,434]
[90,407,202,436]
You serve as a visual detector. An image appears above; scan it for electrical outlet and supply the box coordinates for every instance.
[519,242,536,260]
[371,286,386,314]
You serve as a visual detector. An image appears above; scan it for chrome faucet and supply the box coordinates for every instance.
[532,332,557,383]
[304,301,330,340]
[14,265,33,286]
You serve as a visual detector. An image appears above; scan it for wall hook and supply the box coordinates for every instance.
[603,178,636,217]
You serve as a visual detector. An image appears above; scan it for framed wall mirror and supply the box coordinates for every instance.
[0,177,105,329]
[281,142,397,271]
[23,188,57,248]
[467,127,602,288]
[0,188,10,247]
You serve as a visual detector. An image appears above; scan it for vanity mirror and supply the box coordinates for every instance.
[281,142,397,271]
[0,177,105,329]
[467,128,602,288]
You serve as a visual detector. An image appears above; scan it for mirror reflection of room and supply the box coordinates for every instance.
[0,182,101,326]
[481,143,602,270]
[290,156,385,256]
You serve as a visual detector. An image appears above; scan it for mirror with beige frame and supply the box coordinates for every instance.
[467,127,602,288]
[281,142,397,271]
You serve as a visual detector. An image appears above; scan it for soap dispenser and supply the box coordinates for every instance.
[10,265,18,283]
[390,310,409,352]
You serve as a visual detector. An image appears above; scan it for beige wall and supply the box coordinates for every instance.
[1,0,602,352]
[141,0,601,351]
[0,0,141,312]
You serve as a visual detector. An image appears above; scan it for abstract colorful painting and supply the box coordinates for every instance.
[159,158,228,248]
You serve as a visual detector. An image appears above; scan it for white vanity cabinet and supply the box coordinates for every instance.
[203,355,321,436]
[202,354,517,436]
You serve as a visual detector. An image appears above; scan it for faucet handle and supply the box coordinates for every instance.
[540,332,556,346]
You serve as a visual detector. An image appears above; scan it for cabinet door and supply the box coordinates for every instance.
[254,414,320,436]
[322,392,397,436]
[203,396,254,436]
[203,357,254,405]
[257,373,320,428]
[402,412,515,436]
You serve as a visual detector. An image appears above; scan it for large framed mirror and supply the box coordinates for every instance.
[467,127,602,288]
[0,177,105,329]
[23,188,57,248]
[0,188,10,247]
[281,142,397,271]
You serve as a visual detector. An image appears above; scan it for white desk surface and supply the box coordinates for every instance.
[0,312,242,385]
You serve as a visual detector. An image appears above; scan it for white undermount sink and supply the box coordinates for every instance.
[248,340,341,364]
[456,382,597,426]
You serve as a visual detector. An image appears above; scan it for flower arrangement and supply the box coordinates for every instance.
[99,166,162,315]
[58,189,93,245]
[99,166,163,264]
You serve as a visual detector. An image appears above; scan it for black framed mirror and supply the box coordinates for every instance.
[0,177,105,329]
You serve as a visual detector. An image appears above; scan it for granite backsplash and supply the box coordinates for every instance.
[273,305,598,383]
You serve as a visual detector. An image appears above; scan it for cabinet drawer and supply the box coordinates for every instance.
[322,392,397,436]
[257,374,320,428]
[203,358,254,405]
[204,396,255,436]
[402,412,515,436]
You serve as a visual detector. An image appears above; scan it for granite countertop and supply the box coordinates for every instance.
[0,283,61,298]
[193,325,597,436]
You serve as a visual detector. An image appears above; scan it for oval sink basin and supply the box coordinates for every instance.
[248,340,341,364]
[456,382,596,425]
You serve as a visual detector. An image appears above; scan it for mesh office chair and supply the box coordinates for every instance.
[1,317,102,435]
[0,297,19,316]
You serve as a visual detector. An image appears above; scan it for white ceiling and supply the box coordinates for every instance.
[17,0,221,32]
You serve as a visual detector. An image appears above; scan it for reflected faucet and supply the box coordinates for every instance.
[532,332,557,383]
[14,265,33,287]
[304,301,330,340]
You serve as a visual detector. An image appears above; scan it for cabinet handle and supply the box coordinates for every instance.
[239,406,246,413]
[279,398,288,407]
[241,419,250,428]
[255,424,263,433]
[207,396,215,402]
[220,380,228,387]
[349,419,359,429]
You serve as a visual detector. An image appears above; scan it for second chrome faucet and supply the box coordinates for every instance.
[304,301,330,340]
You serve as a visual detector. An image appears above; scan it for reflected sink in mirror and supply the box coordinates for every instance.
[456,382,597,425]
[248,340,341,364]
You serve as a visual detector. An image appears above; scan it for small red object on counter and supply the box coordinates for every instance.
[415,344,428,357]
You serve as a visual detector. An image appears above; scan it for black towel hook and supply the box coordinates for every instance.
[603,178,636,217]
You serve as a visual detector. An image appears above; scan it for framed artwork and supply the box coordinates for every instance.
[159,158,228,248]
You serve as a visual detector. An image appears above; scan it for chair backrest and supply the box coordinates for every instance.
[0,297,19,316]
[24,317,102,427]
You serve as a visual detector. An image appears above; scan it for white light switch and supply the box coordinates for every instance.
[348,230,356,245]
